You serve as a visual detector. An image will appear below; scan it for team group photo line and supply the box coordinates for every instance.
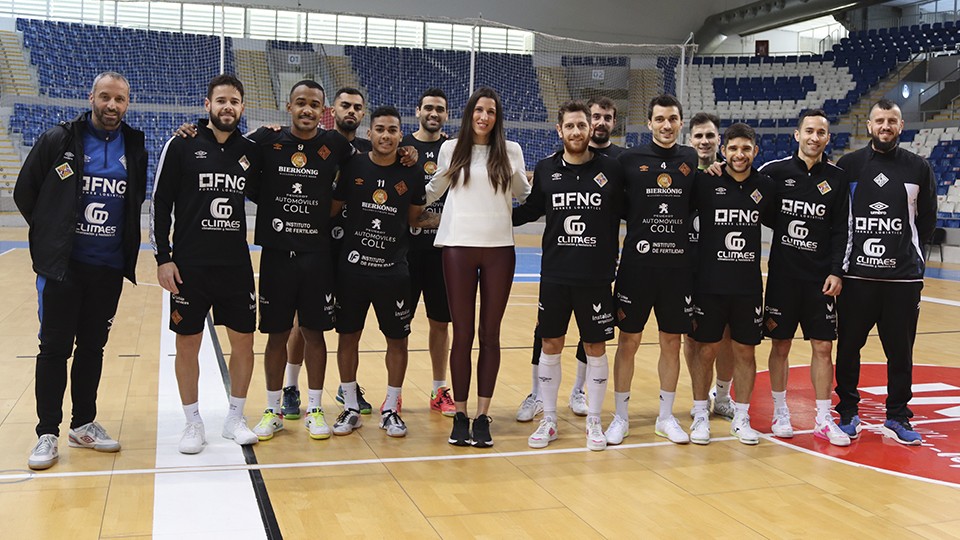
[14,68,935,471]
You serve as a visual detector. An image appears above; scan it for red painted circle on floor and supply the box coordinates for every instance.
[747,363,960,486]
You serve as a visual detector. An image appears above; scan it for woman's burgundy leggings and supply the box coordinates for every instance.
[441,246,515,402]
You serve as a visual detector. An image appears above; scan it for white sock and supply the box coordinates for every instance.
[341,381,359,410]
[530,363,540,397]
[183,402,202,424]
[691,399,709,419]
[538,353,562,421]
[658,390,676,420]
[585,355,608,416]
[772,390,787,411]
[383,385,402,412]
[284,362,302,388]
[227,396,245,419]
[716,379,732,401]
[734,401,750,417]
[614,391,630,420]
[815,399,832,424]
[572,360,587,394]
[432,380,446,394]
[308,388,323,411]
[266,390,281,413]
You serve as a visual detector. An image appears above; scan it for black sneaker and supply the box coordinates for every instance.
[471,414,494,448]
[448,412,471,446]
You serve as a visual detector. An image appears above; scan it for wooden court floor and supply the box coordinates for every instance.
[2,226,960,539]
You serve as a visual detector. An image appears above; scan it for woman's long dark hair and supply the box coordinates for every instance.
[445,86,512,193]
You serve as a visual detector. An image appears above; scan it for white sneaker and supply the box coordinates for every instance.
[712,398,735,420]
[604,414,629,445]
[771,407,794,438]
[814,418,851,447]
[516,394,543,422]
[586,417,606,451]
[379,409,407,438]
[690,415,711,445]
[690,387,719,419]
[28,434,59,470]
[252,409,284,440]
[305,408,331,440]
[731,414,760,445]
[568,390,588,417]
[528,418,558,448]
[222,416,258,445]
[655,416,690,444]
[68,421,120,452]
[179,422,206,454]
[333,408,362,435]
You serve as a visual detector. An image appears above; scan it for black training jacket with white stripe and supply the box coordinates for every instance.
[837,143,936,282]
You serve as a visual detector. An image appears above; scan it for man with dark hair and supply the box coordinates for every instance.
[331,106,429,438]
[605,94,699,446]
[834,99,937,445]
[17,71,147,470]
[513,100,623,451]
[241,80,357,442]
[403,87,457,416]
[587,96,623,158]
[689,122,775,445]
[685,111,736,420]
[151,74,261,454]
[326,87,417,415]
[758,109,851,446]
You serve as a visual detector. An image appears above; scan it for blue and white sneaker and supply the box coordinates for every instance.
[838,415,862,439]
[281,386,301,419]
[880,419,922,446]
[336,385,373,415]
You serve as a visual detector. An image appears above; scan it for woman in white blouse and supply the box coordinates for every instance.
[426,86,530,448]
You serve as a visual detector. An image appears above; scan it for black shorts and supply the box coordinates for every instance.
[691,292,763,345]
[258,249,336,334]
[614,266,694,334]
[538,282,615,343]
[170,263,256,335]
[763,274,837,341]
[335,273,412,339]
[408,248,451,323]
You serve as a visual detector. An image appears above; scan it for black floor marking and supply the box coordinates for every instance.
[206,315,282,540]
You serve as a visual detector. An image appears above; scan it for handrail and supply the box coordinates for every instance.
[918,64,960,98]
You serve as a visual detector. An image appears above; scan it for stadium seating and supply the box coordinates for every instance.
[17,19,235,105]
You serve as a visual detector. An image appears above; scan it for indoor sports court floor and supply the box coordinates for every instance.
[2,227,960,539]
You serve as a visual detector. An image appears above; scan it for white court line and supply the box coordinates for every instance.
[921,295,960,308]
[2,435,746,482]
[0,248,14,257]
[152,295,265,540]
[6,418,960,484]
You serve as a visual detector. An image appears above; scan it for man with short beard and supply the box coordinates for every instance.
[515,95,621,424]
[16,71,147,470]
[588,96,624,158]
[834,99,937,446]
[513,101,623,451]
[151,74,261,454]
[402,88,456,416]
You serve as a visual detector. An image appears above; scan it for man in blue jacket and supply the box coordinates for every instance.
[15,71,147,470]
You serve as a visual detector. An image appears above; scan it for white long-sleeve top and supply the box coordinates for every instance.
[426,139,530,247]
